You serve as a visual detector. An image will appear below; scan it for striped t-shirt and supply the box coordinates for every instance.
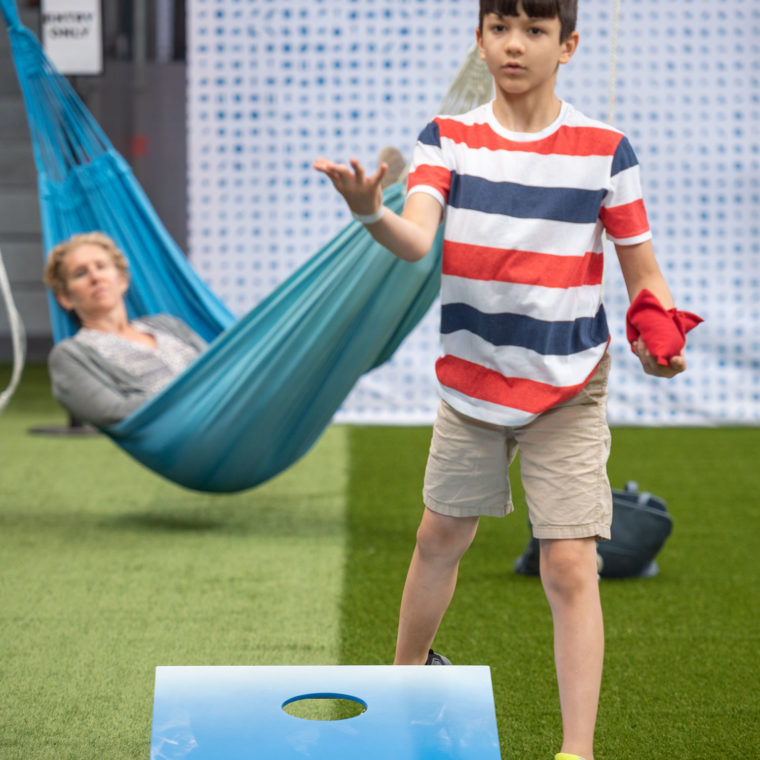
[407,100,651,427]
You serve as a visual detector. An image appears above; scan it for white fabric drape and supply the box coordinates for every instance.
[188,0,759,426]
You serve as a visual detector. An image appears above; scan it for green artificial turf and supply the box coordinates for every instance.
[2,364,759,758]
[342,425,760,758]
[0,365,348,759]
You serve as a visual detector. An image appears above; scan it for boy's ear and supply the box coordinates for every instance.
[559,30,580,64]
[475,26,486,60]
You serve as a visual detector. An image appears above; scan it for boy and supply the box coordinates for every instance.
[315,2,692,758]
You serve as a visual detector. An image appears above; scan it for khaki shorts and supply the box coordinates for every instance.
[423,353,612,540]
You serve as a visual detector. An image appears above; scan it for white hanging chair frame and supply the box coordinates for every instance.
[0,244,27,413]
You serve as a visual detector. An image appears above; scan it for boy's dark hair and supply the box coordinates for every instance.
[479,0,578,42]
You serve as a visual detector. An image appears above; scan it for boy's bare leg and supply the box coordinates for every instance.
[540,537,603,760]
[394,508,480,665]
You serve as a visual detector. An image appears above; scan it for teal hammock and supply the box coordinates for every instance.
[1,1,489,492]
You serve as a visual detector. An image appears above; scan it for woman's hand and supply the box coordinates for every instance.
[313,157,387,216]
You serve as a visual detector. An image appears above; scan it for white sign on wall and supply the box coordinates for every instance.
[41,0,103,76]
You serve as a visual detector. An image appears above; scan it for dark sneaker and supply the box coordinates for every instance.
[425,649,451,665]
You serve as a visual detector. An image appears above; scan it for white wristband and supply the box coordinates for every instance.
[351,206,386,225]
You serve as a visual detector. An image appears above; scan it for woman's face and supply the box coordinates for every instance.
[56,243,128,318]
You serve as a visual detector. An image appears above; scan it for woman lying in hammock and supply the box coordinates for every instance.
[44,232,207,426]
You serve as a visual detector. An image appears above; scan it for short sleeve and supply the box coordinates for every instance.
[406,119,454,209]
[599,136,652,246]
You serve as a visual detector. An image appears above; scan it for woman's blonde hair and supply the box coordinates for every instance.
[43,232,129,297]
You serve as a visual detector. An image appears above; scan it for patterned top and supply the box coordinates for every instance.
[74,318,200,396]
[407,100,652,427]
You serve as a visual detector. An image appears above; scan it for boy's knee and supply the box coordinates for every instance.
[539,538,598,597]
[416,509,478,561]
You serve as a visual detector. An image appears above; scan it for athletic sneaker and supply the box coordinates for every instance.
[555,754,586,760]
[425,649,451,665]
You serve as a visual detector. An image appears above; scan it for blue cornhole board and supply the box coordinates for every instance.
[150,665,501,759]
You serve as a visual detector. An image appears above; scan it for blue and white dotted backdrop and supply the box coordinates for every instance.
[188,0,760,425]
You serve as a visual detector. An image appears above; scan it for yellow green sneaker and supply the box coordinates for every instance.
[555,754,586,760]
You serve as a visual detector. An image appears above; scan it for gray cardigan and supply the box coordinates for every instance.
[48,314,208,427]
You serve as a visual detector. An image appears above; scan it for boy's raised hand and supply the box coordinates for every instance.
[313,157,388,216]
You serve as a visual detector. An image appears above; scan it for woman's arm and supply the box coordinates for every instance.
[48,342,151,426]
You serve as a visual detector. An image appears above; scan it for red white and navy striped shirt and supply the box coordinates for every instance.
[407,101,651,426]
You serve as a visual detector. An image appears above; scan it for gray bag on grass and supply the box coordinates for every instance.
[514,482,673,579]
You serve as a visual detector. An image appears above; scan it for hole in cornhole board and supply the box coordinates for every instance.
[282,692,368,721]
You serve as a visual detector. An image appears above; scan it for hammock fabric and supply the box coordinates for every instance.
[2,2,496,492]
[1,0,451,492]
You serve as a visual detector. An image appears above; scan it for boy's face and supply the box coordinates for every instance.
[476,6,578,98]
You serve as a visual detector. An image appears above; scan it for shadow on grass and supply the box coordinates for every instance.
[98,499,346,539]
[103,512,229,533]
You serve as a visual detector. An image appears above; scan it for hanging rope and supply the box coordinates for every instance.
[601,0,624,292]
[0,245,27,413]
[0,0,20,29]
[607,0,622,126]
